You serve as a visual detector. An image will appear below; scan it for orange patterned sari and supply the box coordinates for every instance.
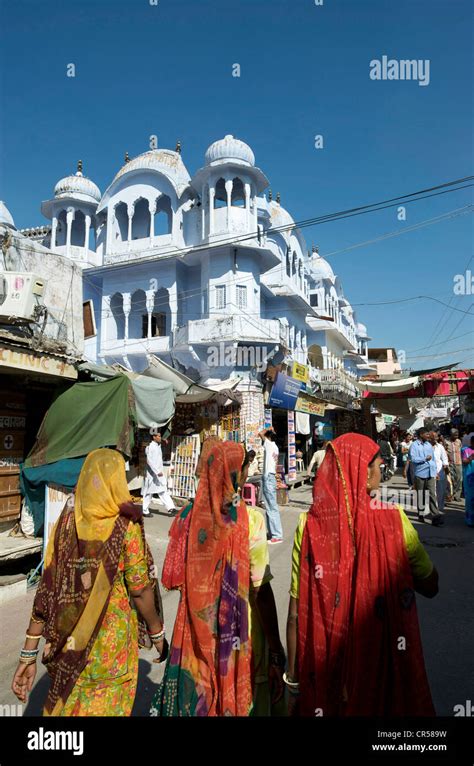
[153,441,252,716]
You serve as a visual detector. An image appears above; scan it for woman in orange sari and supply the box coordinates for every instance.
[286,433,438,716]
[11,449,166,716]
[151,441,285,716]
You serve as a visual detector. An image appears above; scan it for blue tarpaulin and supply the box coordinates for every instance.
[20,457,86,536]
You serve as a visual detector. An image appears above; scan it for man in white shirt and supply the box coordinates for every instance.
[258,427,283,544]
[141,424,177,516]
[307,441,328,476]
[429,431,449,513]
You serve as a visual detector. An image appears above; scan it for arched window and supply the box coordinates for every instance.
[286,248,291,278]
[152,288,170,336]
[231,177,245,207]
[131,198,150,240]
[308,344,324,369]
[154,195,172,236]
[129,289,146,338]
[214,178,227,209]
[114,202,128,241]
[110,292,125,340]
[71,210,85,247]
[298,261,303,290]
[292,252,298,281]
[55,210,68,246]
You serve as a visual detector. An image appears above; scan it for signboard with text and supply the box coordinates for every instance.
[43,484,74,560]
[292,362,309,384]
[295,393,325,416]
[268,373,302,410]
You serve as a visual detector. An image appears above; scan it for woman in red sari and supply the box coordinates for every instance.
[286,433,438,716]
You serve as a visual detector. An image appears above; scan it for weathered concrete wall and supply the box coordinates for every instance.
[1,226,84,357]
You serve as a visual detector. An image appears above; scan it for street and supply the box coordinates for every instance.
[0,473,472,718]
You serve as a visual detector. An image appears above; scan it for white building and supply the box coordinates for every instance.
[0,201,83,551]
[31,135,372,401]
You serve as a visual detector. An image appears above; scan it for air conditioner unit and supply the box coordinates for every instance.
[0,272,45,323]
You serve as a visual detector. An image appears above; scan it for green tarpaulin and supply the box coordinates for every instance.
[131,374,174,428]
[25,376,135,468]
[77,362,175,428]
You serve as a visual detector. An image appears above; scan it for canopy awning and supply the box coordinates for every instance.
[143,355,242,406]
[356,376,421,395]
[78,361,175,428]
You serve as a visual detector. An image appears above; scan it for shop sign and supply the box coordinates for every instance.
[43,483,74,558]
[292,362,309,384]
[0,346,77,379]
[295,393,325,416]
[315,421,334,440]
[288,411,297,481]
[269,373,302,410]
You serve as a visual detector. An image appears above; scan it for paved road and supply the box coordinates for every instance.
[0,474,472,716]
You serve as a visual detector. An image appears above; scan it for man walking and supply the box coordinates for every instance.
[142,424,177,516]
[445,428,463,502]
[409,428,444,526]
[258,427,283,544]
[429,431,449,514]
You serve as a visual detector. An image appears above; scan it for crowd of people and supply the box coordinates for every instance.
[14,424,457,718]
[378,426,474,528]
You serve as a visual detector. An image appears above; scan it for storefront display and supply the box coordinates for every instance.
[168,434,200,499]
[287,411,297,481]
[264,408,272,429]
[0,390,26,521]
[218,404,241,442]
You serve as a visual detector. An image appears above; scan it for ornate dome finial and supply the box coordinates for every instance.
[77,159,83,176]
[124,152,130,164]
[175,140,181,154]
[268,189,272,201]
[312,244,319,254]
[276,192,281,204]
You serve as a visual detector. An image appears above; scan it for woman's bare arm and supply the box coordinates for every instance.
[130,584,163,634]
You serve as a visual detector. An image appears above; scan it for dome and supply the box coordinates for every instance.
[0,200,16,229]
[104,150,191,205]
[309,255,335,283]
[356,322,369,338]
[54,164,101,204]
[205,135,255,167]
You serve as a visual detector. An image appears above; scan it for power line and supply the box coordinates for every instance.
[351,295,474,314]
[80,176,474,273]
[425,254,474,347]
[322,206,473,258]
[405,329,474,352]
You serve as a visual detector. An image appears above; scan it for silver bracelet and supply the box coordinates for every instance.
[283,671,300,688]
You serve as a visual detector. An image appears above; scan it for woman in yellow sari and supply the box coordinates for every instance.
[11,448,166,716]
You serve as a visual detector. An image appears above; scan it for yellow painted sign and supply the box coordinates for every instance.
[295,393,325,416]
[0,346,77,379]
[292,362,309,384]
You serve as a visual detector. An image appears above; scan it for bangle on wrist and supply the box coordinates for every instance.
[283,671,300,689]
[25,633,42,641]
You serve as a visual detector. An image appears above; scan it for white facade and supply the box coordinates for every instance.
[33,136,371,395]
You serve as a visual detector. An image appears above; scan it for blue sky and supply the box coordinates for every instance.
[1,0,472,368]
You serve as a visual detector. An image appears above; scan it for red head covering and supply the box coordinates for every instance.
[297,433,434,716]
